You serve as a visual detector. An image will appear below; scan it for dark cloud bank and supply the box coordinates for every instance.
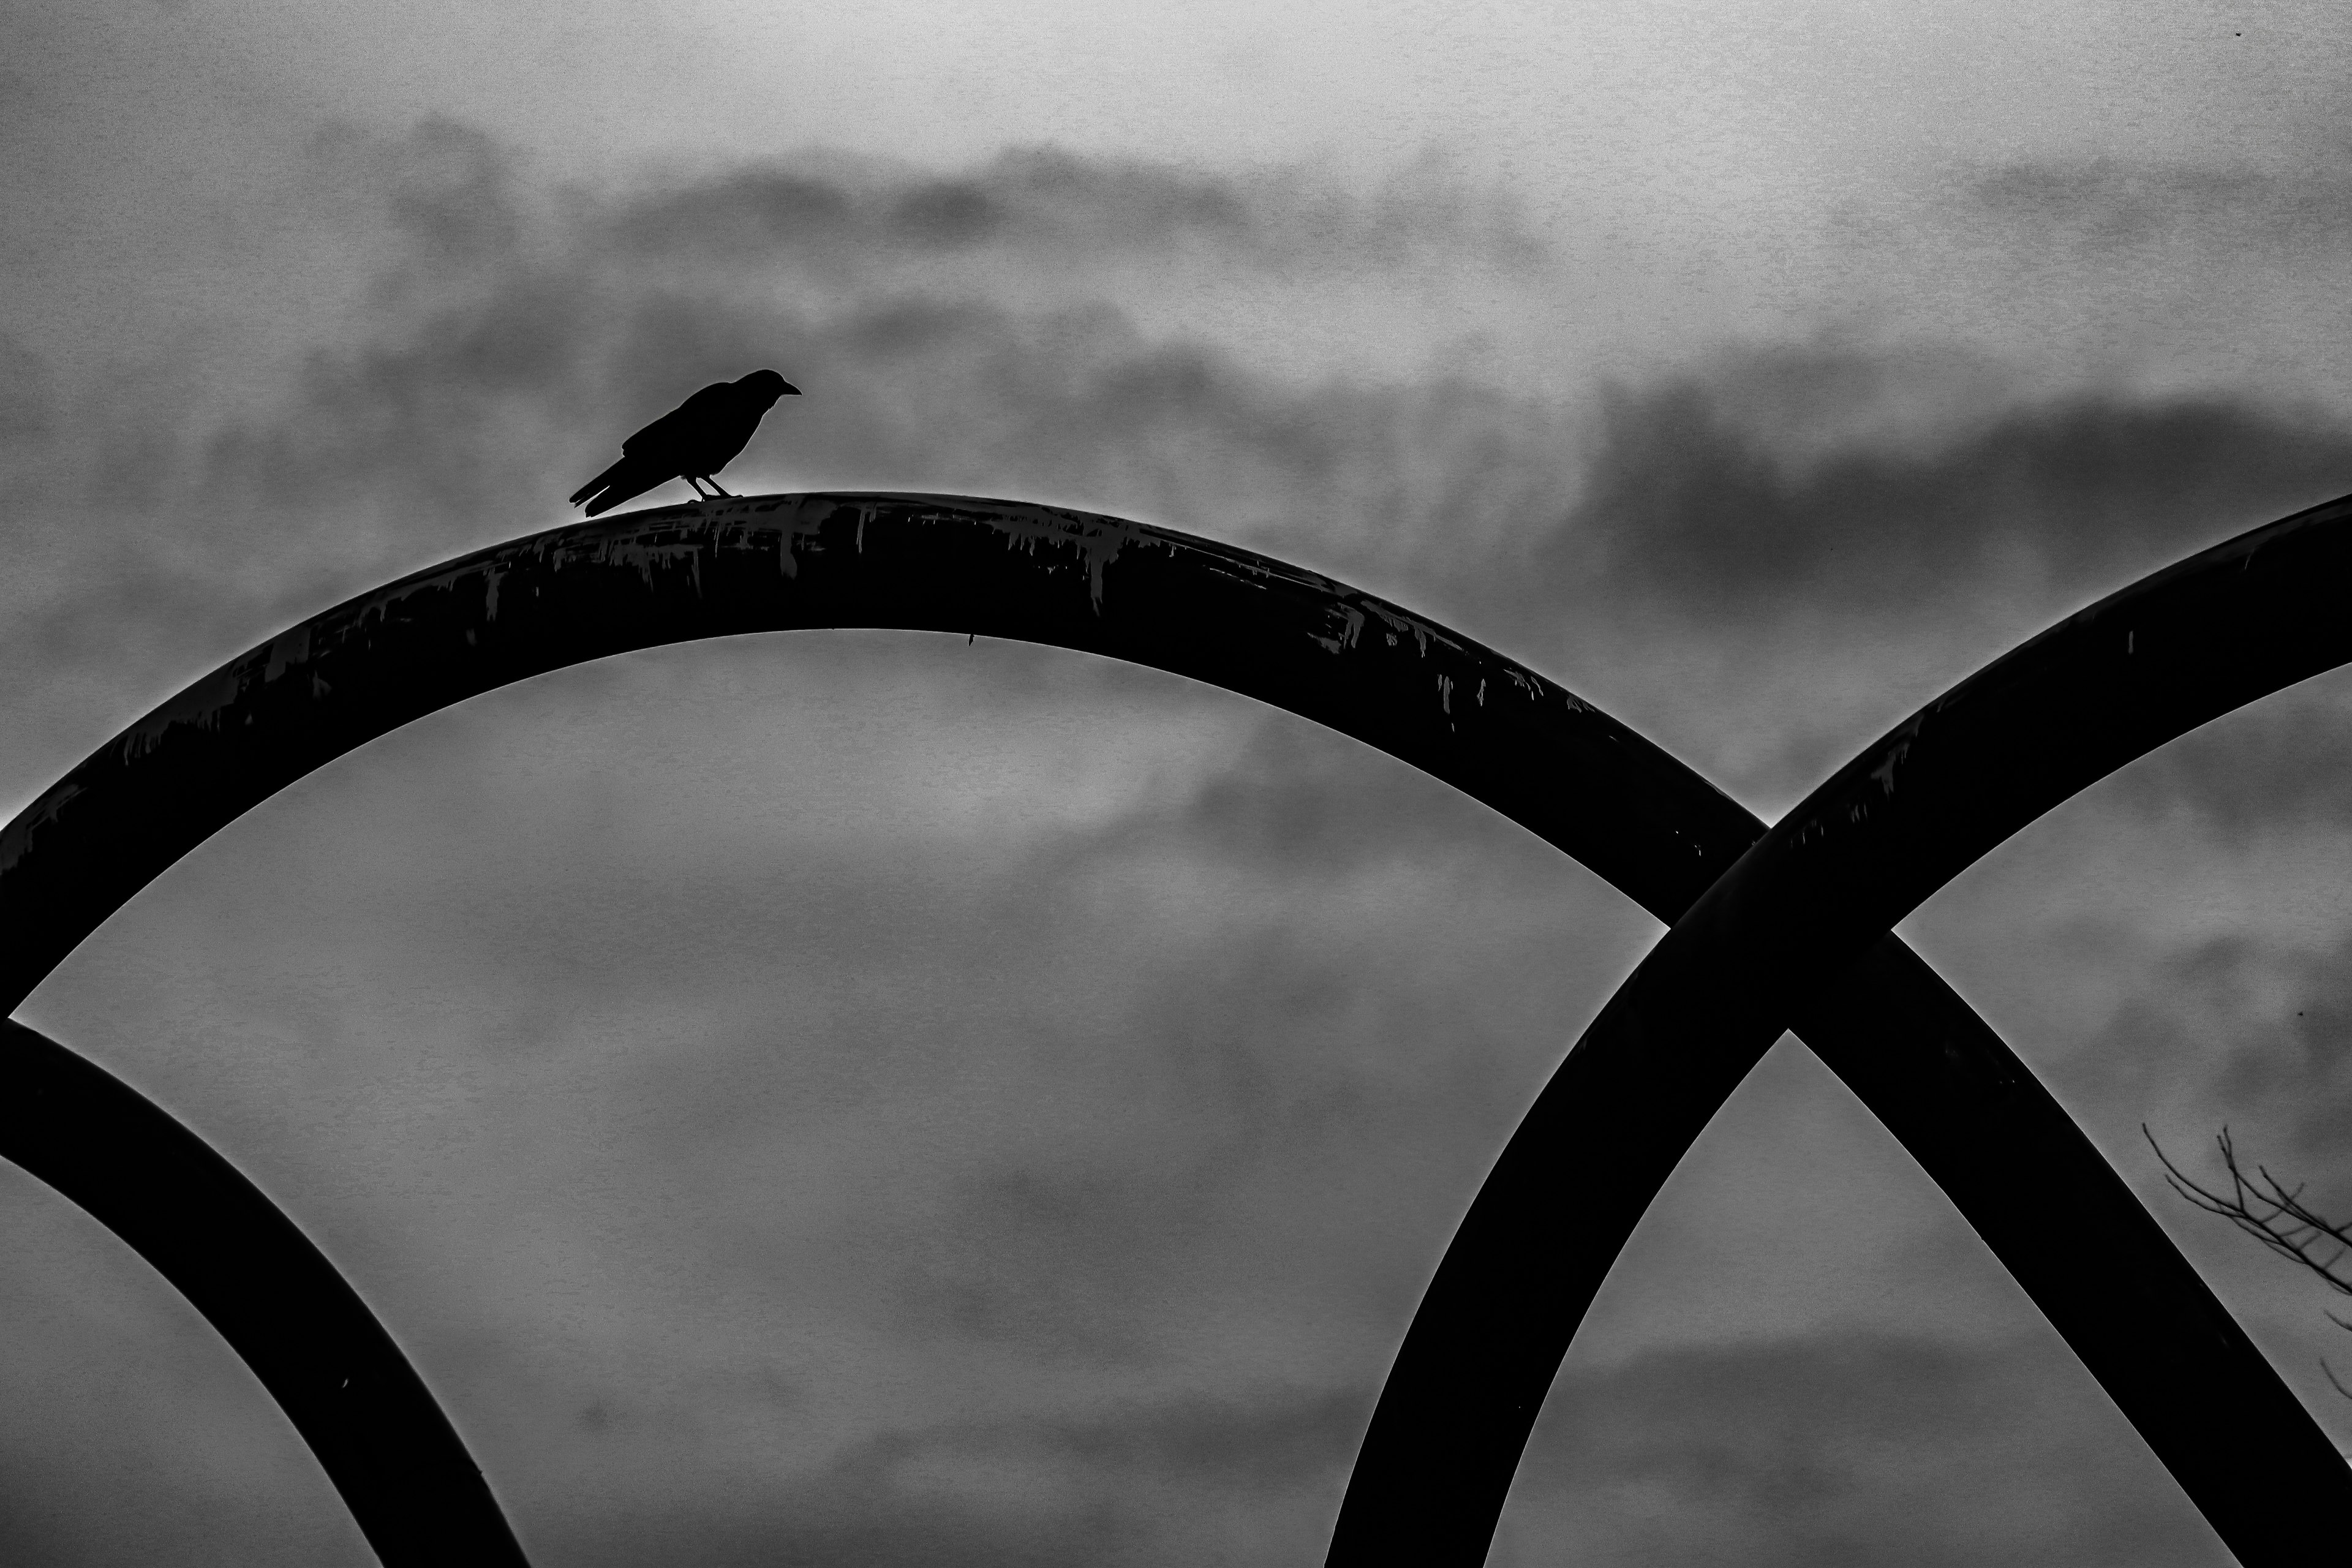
[9,118,2352,1567]
[17,120,2352,807]
[0,1240,2223,1568]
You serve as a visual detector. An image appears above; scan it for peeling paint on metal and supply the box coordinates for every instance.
[1204,560,1276,595]
[589,533,706,594]
[1359,601,1468,662]
[775,511,832,578]
[1869,739,1911,797]
[119,666,247,761]
[4,492,1653,954]
[0,783,81,873]
[1313,606,1368,655]
[960,503,1145,614]
[262,627,311,683]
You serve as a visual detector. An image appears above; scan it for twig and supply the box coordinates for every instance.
[2146,1123,2352,1399]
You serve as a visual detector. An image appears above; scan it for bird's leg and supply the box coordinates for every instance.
[704,477,734,498]
[682,476,712,499]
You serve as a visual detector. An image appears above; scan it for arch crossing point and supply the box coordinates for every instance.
[4,492,2346,1565]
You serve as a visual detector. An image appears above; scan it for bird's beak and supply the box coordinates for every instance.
[780,382,802,396]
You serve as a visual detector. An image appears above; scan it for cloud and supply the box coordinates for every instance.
[0,1165,375,1567]
[1822,148,2352,411]
[1099,704,1544,875]
[2099,674,2352,843]
[2120,927,2352,1178]
[0,334,53,445]
[0,118,1594,809]
[1556,356,2352,617]
[48,118,2352,824]
[1509,1333,2227,1567]
[62,118,1570,550]
[1967,157,2352,256]
[20,111,2352,1568]
[602,143,1551,276]
[483,1380,1368,1567]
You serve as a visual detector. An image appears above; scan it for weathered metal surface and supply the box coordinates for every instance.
[0,1017,530,1567]
[1,492,2342,1564]
[1332,488,2352,1566]
[0,494,1755,1011]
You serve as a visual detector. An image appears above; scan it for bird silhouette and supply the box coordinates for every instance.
[568,369,800,516]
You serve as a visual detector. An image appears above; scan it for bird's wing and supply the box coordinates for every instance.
[619,383,733,456]
[674,383,781,475]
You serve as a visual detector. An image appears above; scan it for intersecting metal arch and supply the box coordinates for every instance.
[1333,489,2352,1566]
[2,492,2344,1565]
[0,1014,532,1567]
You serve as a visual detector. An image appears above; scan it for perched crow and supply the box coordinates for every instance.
[568,369,800,516]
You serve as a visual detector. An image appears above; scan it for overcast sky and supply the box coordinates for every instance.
[9,2,2352,1564]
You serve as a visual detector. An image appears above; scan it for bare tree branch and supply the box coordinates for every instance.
[2145,1125,2352,1293]
[2146,1123,2352,1400]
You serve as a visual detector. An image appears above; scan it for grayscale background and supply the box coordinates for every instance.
[7,2,2352,1562]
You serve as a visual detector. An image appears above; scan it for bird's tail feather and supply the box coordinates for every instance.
[571,455,677,516]
[578,457,671,517]
[568,459,629,507]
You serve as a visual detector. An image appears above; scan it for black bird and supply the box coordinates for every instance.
[569,369,800,516]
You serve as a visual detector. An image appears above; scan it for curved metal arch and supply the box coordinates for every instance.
[1336,489,2352,1566]
[0,1016,531,1567]
[1,493,2339,1563]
